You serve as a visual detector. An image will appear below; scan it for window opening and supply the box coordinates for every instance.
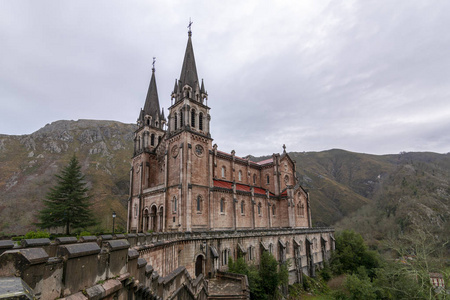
[173,196,177,212]
[151,134,155,146]
[197,195,202,212]
[199,113,203,130]
[191,109,196,127]
[238,170,242,181]
[220,198,225,213]
[180,110,183,128]
[174,113,178,130]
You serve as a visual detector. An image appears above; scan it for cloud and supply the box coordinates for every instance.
[1,0,449,156]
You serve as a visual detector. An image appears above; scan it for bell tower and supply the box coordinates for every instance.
[165,28,213,232]
[128,62,167,233]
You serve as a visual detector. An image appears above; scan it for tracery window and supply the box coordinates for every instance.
[300,203,305,217]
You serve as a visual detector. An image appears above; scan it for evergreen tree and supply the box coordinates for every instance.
[37,155,96,235]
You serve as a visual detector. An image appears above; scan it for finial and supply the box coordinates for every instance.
[152,57,156,71]
[188,18,193,36]
[283,144,286,153]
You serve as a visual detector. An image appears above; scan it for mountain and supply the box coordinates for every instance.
[1,120,449,244]
[0,120,135,235]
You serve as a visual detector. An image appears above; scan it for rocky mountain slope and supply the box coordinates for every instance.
[1,120,449,242]
[0,120,135,235]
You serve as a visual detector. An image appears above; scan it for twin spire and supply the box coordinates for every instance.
[138,27,207,129]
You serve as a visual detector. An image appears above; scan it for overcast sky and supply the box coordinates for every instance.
[1,1,450,156]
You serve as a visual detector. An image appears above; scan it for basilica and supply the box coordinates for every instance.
[126,29,334,284]
[128,30,312,235]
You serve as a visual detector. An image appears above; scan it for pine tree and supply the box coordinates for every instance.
[37,155,97,235]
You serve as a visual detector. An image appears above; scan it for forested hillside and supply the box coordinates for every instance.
[1,120,449,245]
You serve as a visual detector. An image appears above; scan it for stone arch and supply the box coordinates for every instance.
[194,253,205,277]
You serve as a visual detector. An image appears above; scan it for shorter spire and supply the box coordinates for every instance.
[201,79,206,94]
[173,79,178,94]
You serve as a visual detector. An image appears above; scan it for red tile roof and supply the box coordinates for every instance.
[254,187,267,195]
[213,180,271,196]
[256,158,273,165]
[281,190,288,196]
[213,180,232,189]
[216,150,273,165]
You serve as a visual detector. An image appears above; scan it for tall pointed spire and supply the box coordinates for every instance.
[141,59,162,127]
[179,28,199,90]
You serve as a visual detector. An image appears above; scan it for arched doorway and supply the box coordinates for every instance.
[195,255,204,277]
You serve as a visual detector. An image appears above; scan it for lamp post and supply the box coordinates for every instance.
[112,211,116,234]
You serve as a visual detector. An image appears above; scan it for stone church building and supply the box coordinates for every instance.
[127,29,334,283]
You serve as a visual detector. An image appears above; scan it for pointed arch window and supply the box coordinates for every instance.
[199,112,203,131]
[238,170,242,182]
[241,201,245,215]
[266,175,270,185]
[174,113,178,130]
[272,205,276,216]
[300,203,305,217]
[151,134,155,146]
[258,202,262,216]
[155,121,158,128]
[158,136,162,144]
[146,119,150,126]
[253,174,256,185]
[191,109,196,127]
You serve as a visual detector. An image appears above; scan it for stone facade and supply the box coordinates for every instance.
[126,28,334,288]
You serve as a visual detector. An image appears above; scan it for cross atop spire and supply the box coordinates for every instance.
[188,18,193,36]
[152,57,156,71]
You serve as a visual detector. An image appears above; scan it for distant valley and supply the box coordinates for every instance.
[1,119,449,247]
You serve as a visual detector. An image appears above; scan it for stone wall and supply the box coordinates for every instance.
[0,227,333,299]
